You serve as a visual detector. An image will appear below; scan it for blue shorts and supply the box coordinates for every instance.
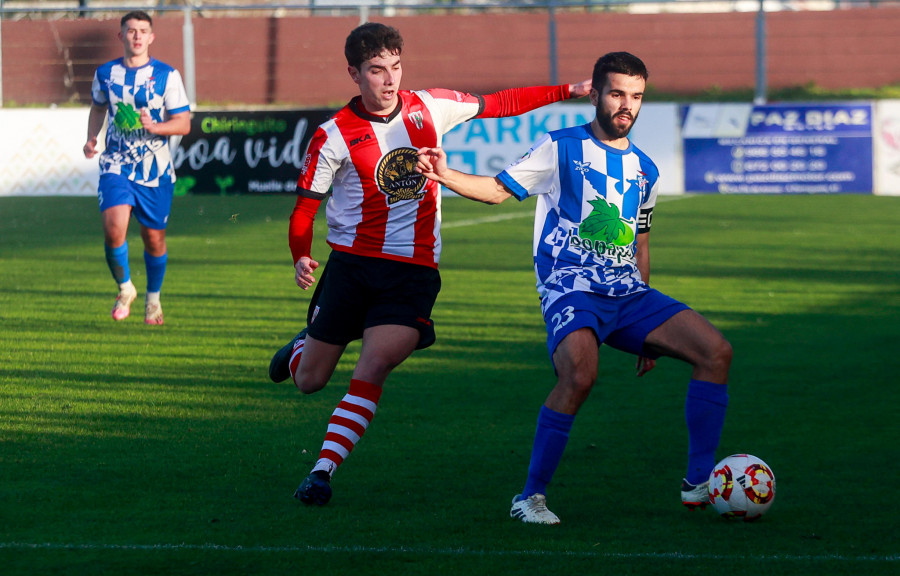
[544,289,689,360]
[98,173,173,230]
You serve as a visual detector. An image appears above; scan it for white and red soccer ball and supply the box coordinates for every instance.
[708,454,776,521]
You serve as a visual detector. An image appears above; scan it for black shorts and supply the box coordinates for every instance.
[306,251,441,350]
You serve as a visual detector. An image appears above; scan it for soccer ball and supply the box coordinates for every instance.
[708,454,776,521]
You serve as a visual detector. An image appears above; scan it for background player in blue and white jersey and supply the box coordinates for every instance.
[416,52,732,524]
[83,10,191,325]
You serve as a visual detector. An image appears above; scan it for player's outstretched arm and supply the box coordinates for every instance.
[416,147,511,205]
[478,78,590,118]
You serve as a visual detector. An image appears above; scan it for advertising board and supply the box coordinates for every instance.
[683,102,874,194]
[172,109,334,195]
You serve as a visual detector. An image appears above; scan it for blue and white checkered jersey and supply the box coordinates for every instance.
[91,57,190,187]
[497,123,660,312]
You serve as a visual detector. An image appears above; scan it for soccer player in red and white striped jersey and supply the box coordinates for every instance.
[268,22,591,506]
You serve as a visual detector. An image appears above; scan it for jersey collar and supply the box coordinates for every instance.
[348,95,403,124]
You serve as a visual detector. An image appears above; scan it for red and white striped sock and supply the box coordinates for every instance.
[288,336,305,384]
[312,379,383,477]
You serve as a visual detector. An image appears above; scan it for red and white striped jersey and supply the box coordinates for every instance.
[294,85,573,268]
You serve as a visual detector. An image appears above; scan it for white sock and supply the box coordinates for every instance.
[146,291,161,305]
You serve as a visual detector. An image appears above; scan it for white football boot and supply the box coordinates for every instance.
[681,479,710,510]
[510,494,560,525]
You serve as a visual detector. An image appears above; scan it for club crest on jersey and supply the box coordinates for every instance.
[408,111,425,130]
[635,171,649,196]
[376,147,427,204]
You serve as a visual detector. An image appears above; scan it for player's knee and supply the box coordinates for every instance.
[294,373,327,395]
[707,336,733,374]
[559,368,596,399]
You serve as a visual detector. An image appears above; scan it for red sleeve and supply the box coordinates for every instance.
[289,194,323,264]
[477,85,571,118]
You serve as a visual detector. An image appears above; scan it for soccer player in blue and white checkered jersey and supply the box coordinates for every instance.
[416,52,732,524]
[83,11,191,325]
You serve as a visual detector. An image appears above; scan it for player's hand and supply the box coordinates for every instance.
[416,147,448,182]
[140,108,156,133]
[83,137,99,159]
[636,355,656,377]
[294,256,319,290]
[569,79,592,99]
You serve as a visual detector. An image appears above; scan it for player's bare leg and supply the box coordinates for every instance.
[295,324,419,505]
[103,205,137,320]
[544,328,600,415]
[293,337,345,393]
[352,324,419,385]
[643,309,732,384]
[644,309,732,509]
[512,328,599,524]
[140,225,167,324]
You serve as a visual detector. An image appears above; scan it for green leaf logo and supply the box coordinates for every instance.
[113,102,143,133]
[215,175,235,195]
[578,198,635,246]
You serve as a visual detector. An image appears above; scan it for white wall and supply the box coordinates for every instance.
[442,103,683,195]
[2,102,898,197]
[875,100,900,195]
[0,108,99,196]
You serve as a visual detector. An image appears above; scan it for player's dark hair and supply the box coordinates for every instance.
[592,52,648,90]
[121,10,153,28]
[344,23,403,69]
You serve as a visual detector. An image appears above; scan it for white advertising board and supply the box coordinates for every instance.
[441,103,683,195]
[875,100,900,196]
[0,108,99,197]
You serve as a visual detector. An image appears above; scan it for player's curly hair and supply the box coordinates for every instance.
[345,23,404,70]
[592,52,648,90]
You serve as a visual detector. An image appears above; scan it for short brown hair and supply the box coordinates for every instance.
[592,52,648,91]
[121,10,153,28]
[344,23,403,69]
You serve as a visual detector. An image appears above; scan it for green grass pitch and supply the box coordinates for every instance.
[0,193,897,574]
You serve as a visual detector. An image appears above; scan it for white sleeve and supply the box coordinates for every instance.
[91,71,107,106]
[497,133,557,200]
[163,69,191,115]
[419,89,483,135]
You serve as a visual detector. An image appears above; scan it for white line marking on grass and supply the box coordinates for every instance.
[2,542,897,563]
[442,211,530,229]
[442,194,692,230]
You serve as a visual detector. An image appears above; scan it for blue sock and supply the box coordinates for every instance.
[685,379,729,485]
[520,405,575,500]
[104,242,130,284]
[144,251,168,293]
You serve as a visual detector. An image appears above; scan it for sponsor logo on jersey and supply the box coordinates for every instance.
[376,147,427,204]
[568,227,635,264]
[566,197,637,263]
[101,136,165,167]
[113,102,144,134]
[350,133,372,147]
[579,197,636,247]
